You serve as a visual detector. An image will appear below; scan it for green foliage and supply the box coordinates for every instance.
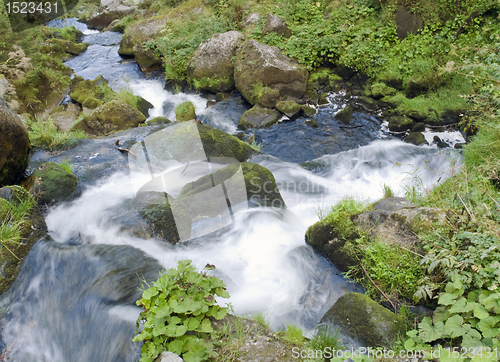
[133,260,230,362]
[305,325,344,359]
[250,312,269,329]
[284,323,304,344]
[23,115,87,150]
[321,196,369,224]
[382,183,395,198]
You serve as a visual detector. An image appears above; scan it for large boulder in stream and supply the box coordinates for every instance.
[72,100,146,136]
[320,292,406,347]
[22,162,78,206]
[118,18,166,70]
[234,40,308,105]
[306,197,446,273]
[188,31,245,93]
[0,98,31,187]
[0,186,47,295]
[141,162,285,244]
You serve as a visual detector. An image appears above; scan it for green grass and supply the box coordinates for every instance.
[57,160,74,174]
[23,115,87,150]
[284,323,305,345]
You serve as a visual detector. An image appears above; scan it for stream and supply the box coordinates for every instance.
[0,19,464,361]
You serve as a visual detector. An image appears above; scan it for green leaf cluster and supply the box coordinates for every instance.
[133,260,230,362]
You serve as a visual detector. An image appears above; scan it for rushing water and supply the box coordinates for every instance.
[0,20,464,361]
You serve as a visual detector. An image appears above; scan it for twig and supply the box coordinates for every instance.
[397,244,424,258]
[456,192,474,219]
[114,146,137,159]
[181,161,190,175]
[359,262,396,312]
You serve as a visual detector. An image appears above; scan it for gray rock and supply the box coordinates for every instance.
[242,12,261,27]
[335,105,354,124]
[234,40,308,105]
[51,111,79,132]
[188,31,245,93]
[238,104,281,130]
[154,351,184,362]
[262,13,291,38]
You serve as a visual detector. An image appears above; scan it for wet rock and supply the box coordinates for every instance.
[388,116,413,132]
[304,118,318,128]
[404,132,428,146]
[370,83,396,100]
[188,31,245,93]
[84,12,123,31]
[175,101,196,122]
[335,105,354,124]
[357,95,378,111]
[0,97,31,187]
[133,45,163,71]
[395,5,423,40]
[320,293,406,347]
[69,76,104,105]
[46,38,88,55]
[275,100,302,120]
[22,162,78,205]
[0,186,47,295]
[440,109,463,126]
[234,40,308,105]
[73,100,146,136]
[433,135,447,148]
[378,73,403,90]
[411,122,425,132]
[147,116,171,126]
[238,104,281,130]
[262,13,291,38]
[301,105,316,117]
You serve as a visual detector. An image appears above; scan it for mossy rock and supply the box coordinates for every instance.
[407,110,428,122]
[0,186,47,296]
[305,217,362,272]
[335,105,354,124]
[175,101,196,122]
[275,100,302,120]
[238,105,281,130]
[357,95,378,111]
[133,45,163,71]
[301,105,316,117]
[74,100,146,136]
[69,76,104,105]
[257,87,280,108]
[0,98,31,187]
[378,73,403,90]
[147,116,171,125]
[404,132,428,146]
[46,38,88,55]
[22,162,77,205]
[82,97,102,109]
[179,162,285,209]
[370,83,397,100]
[388,115,413,132]
[320,293,406,347]
[304,118,318,128]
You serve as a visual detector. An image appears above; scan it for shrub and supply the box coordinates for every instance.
[133,260,230,362]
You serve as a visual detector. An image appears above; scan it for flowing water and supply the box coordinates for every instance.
[0,20,464,361]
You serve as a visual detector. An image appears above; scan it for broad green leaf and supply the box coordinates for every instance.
[197,318,214,333]
[477,316,500,338]
[212,306,227,320]
[185,316,201,331]
[448,297,470,313]
[443,315,465,338]
[418,317,444,343]
[142,287,159,301]
[438,293,457,306]
[167,338,184,355]
[474,304,490,320]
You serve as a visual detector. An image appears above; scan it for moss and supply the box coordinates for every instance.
[22,162,78,205]
[69,76,104,105]
[82,97,102,109]
[370,83,397,100]
[147,116,171,125]
[175,101,196,122]
[45,38,88,55]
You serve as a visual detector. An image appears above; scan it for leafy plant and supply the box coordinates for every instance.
[133,260,230,362]
[284,323,305,344]
[23,115,87,150]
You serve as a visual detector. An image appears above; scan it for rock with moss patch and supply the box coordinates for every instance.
[51,110,79,132]
[304,118,318,128]
[46,38,88,55]
[133,45,163,71]
[370,83,397,100]
[234,40,308,105]
[335,105,354,124]
[404,132,428,146]
[69,76,104,105]
[188,31,245,93]
[262,13,291,38]
[238,105,281,130]
[320,293,406,347]
[0,186,47,295]
[407,110,428,122]
[73,100,146,136]
[0,97,31,187]
[257,87,280,108]
[147,116,171,126]
[388,116,413,132]
[175,101,196,122]
[275,100,302,120]
[22,162,78,205]
[301,105,316,117]
[118,17,166,56]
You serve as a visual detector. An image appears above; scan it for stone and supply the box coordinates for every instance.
[119,18,166,56]
[0,75,9,97]
[51,111,79,132]
[262,13,291,38]
[301,105,316,117]
[275,100,302,120]
[46,38,88,55]
[257,87,280,108]
[73,100,146,136]
[388,115,413,132]
[433,135,448,148]
[370,83,397,100]
[234,40,308,105]
[0,97,31,186]
[411,122,425,132]
[238,104,281,130]
[395,5,423,40]
[147,116,171,125]
[304,118,318,128]
[188,31,245,93]
[133,45,163,71]
[22,162,78,205]
[335,105,354,124]
[175,101,196,122]
[407,110,428,122]
[84,12,123,31]
[320,293,406,347]
[154,352,184,362]
[69,76,104,105]
[404,132,428,146]
[242,12,261,27]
